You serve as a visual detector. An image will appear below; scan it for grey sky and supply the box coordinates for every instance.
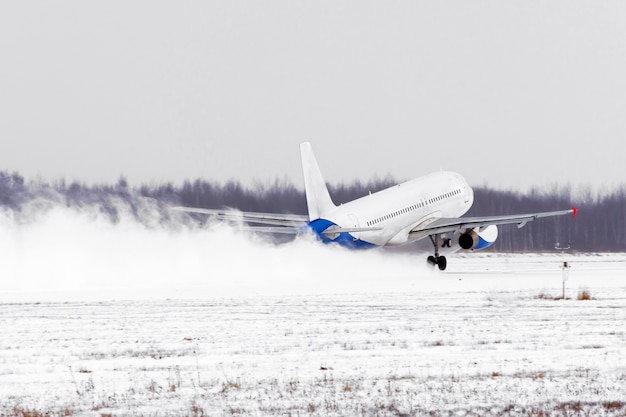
[1,1,625,193]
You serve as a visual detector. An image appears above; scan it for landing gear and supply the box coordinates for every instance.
[427,235,448,271]
[427,255,447,271]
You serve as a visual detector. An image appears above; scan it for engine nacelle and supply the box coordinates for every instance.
[458,225,498,250]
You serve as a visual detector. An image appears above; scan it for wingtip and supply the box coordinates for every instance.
[572,206,578,218]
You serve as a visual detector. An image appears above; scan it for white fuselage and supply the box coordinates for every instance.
[320,171,474,247]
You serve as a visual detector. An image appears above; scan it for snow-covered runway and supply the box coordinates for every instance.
[1,210,625,415]
[2,254,626,416]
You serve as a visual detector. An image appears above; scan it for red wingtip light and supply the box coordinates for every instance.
[572,206,578,218]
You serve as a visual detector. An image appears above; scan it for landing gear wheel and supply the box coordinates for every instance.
[427,255,447,271]
[437,256,447,271]
[427,235,449,271]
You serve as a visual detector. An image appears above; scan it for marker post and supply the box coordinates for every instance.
[555,243,571,299]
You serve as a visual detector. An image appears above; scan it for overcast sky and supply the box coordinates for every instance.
[1,1,625,193]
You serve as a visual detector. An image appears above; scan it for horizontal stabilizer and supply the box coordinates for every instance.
[320,226,383,235]
[243,226,302,234]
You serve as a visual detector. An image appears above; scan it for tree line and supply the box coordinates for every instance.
[1,170,624,252]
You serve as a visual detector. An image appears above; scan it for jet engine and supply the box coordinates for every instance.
[458,225,498,250]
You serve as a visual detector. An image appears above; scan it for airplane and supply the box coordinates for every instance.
[173,142,576,270]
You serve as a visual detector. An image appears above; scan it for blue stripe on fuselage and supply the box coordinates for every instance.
[304,218,377,249]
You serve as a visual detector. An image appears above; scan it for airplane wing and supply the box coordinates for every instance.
[171,206,309,229]
[410,207,577,240]
[171,206,384,235]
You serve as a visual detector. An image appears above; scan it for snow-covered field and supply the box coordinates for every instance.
[1,207,625,416]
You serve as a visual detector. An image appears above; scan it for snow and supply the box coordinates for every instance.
[1,206,626,416]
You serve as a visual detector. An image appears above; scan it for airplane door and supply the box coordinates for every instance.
[348,213,360,240]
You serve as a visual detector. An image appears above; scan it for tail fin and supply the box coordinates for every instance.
[300,142,336,220]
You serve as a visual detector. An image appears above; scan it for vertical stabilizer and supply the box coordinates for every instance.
[300,142,336,220]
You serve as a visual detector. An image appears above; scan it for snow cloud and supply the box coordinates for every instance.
[0,204,424,301]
